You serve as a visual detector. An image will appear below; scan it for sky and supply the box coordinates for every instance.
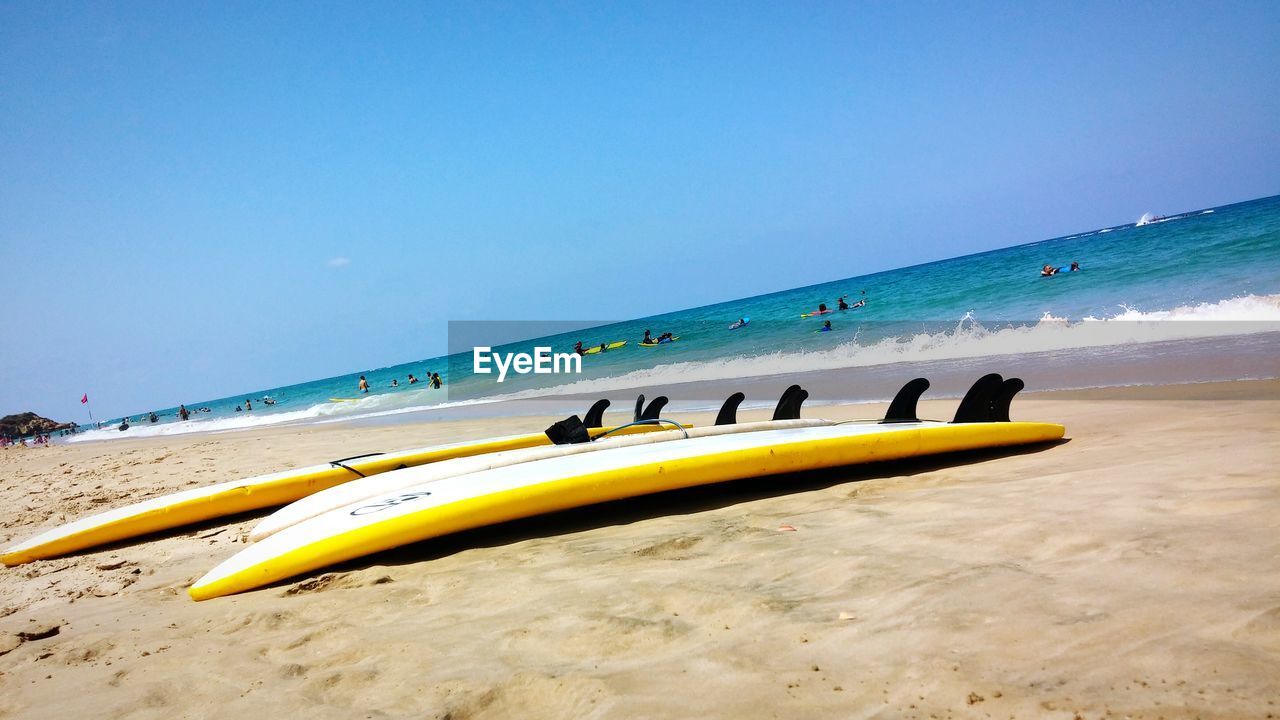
[2,1,1278,421]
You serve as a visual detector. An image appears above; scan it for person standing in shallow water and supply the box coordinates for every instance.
[178,405,189,421]
[358,375,369,394]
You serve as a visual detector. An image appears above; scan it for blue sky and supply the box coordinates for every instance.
[2,1,1278,421]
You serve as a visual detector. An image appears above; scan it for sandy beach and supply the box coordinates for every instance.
[1,380,1277,719]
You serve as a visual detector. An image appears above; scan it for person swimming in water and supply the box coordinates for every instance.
[820,320,833,332]
[573,341,586,355]
[391,378,399,387]
[1041,264,1058,277]
[408,374,418,384]
[358,375,369,393]
[1070,261,1080,271]
[431,372,442,389]
[838,296,850,310]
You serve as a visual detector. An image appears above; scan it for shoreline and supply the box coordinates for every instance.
[2,378,1277,717]
[57,330,1280,444]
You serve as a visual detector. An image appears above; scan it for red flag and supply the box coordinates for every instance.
[81,394,88,404]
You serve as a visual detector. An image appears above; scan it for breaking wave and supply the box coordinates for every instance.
[472,294,1280,400]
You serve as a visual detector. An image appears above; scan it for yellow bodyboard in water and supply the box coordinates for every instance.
[582,341,627,354]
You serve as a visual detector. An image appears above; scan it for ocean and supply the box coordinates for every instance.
[70,194,1280,442]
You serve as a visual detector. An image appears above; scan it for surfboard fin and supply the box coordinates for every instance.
[773,386,808,420]
[640,396,669,420]
[633,395,645,422]
[583,399,610,429]
[992,378,1024,422]
[715,392,746,426]
[771,385,801,420]
[883,378,929,423]
[952,374,1004,423]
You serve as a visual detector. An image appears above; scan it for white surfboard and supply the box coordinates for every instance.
[249,419,829,541]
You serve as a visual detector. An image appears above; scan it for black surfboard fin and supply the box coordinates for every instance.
[633,394,645,422]
[952,373,1004,423]
[771,385,802,421]
[640,396,669,420]
[992,378,1024,422]
[773,387,808,420]
[715,392,746,425]
[583,399,610,429]
[883,378,930,423]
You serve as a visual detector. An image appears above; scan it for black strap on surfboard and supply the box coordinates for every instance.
[545,415,591,445]
[992,377,1024,422]
[640,396,668,420]
[771,385,802,421]
[583,399,610,429]
[598,417,688,440]
[715,392,746,425]
[952,373,1004,423]
[882,378,930,423]
[328,452,386,478]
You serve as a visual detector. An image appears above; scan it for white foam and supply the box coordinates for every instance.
[462,294,1280,401]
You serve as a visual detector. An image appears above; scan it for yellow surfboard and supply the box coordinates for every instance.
[1,423,675,566]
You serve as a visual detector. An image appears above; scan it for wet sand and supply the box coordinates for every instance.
[1,380,1277,719]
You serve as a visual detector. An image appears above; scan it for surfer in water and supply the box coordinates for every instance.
[1070,261,1081,271]
[358,375,369,394]
[1041,264,1059,277]
[643,329,653,344]
[820,320,833,332]
[574,341,586,355]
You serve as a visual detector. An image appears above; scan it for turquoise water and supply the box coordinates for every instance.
[75,194,1280,440]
